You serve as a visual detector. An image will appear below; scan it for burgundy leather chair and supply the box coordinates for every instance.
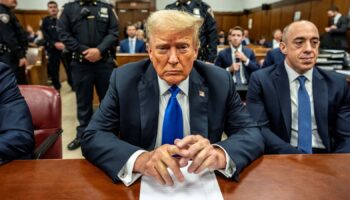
[19,85,62,159]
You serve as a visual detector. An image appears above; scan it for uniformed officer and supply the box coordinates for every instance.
[165,0,218,63]
[57,0,119,150]
[41,1,74,91]
[0,0,28,84]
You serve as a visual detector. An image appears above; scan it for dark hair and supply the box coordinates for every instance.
[229,26,244,35]
[47,1,57,6]
[328,5,339,12]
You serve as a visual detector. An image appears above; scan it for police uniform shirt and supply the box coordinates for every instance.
[41,16,60,50]
[0,4,28,59]
[57,0,118,55]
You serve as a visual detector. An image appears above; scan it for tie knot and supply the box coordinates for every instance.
[297,76,307,86]
[169,85,180,97]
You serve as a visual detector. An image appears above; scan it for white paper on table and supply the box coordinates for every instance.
[140,163,224,200]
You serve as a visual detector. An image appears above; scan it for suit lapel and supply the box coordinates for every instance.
[138,62,159,149]
[226,48,233,67]
[273,64,292,140]
[312,68,330,150]
[189,63,209,138]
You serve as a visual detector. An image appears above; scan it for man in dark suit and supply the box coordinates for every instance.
[0,62,34,164]
[321,5,349,50]
[119,24,146,53]
[81,10,264,186]
[261,48,285,68]
[215,26,259,85]
[247,20,350,154]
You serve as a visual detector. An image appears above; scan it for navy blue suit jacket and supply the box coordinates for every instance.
[0,63,34,163]
[214,46,259,83]
[81,59,264,182]
[247,63,350,154]
[119,38,146,53]
[261,48,285,68]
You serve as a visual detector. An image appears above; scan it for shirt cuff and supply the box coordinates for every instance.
[117,150,146,186]
[226,67,230,72]
[244,59,250,66]
[213,144,236,178]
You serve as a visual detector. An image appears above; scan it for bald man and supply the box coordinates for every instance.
[247,20,350,154]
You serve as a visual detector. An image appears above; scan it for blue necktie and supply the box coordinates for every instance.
[162,85,183,145]
[129,39,135,53]
[297,76,312,154]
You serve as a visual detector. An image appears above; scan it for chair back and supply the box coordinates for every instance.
[19,85,62,159]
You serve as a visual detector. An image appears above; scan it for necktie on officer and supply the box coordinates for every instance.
[162,85,183,145]
[297,76,312,154]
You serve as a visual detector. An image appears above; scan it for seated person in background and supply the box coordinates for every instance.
[119,24,146,53]
[320,5,349,50]
[261,47,285,68]
[135,29,146,42]
[242,29,252,46]
[247,20,350,154]
[81,10,264,186]
[0,62,34,164]
[264,29,282,48]
[217,30,227,45]
[257,35,267,47]
[26,25,37,43]
[215,26,260,85]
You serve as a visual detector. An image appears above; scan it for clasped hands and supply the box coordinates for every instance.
[133,135,227,186]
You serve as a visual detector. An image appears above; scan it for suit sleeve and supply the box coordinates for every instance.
[81,69,143,182]
[333,80,350,153]
[0,64,34,163]
[246,72,302,154]
[244,51,259,71]
[214,52,227,69]
[331,16,349,34]
[97,6,119,55]
[262,51,273,68]
[215,71,264,177]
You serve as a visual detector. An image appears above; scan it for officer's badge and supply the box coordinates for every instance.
[100,7,109,18]
[207,8,215,18]
[193,8,201,18]
[0,14,10,24]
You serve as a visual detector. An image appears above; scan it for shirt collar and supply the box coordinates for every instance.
[230,44,242,52]
[158,75,189,96]
[284,61,313,83]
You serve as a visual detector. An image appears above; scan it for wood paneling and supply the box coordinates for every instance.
[15,10,47,32]
[294,1,312,20]
[309,0,332,34]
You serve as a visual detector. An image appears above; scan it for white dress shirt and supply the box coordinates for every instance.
[128,37,136,53]
[227,45,249,84]
[117,76,236,186]
[272,39,280,49]
[333,13,341,25]
[284,62,326,149]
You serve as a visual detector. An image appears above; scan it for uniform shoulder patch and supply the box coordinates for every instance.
[0,14,10,24]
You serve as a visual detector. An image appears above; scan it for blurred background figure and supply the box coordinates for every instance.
[0,0,28,84]
[166,0,218,63]
[264,29,282,48]
[119,24,146,53]
[320,5,349,50]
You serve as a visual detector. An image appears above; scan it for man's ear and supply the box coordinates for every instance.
[280,42,287,55]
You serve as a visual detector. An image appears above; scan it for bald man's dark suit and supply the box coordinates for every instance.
[247,63,350,154]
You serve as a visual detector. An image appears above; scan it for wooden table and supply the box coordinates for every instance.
[0,154,349,199]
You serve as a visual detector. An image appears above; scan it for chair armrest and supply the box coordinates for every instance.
[34,129,63,159]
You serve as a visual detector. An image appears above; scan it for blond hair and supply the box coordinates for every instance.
[145,10,203,47]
